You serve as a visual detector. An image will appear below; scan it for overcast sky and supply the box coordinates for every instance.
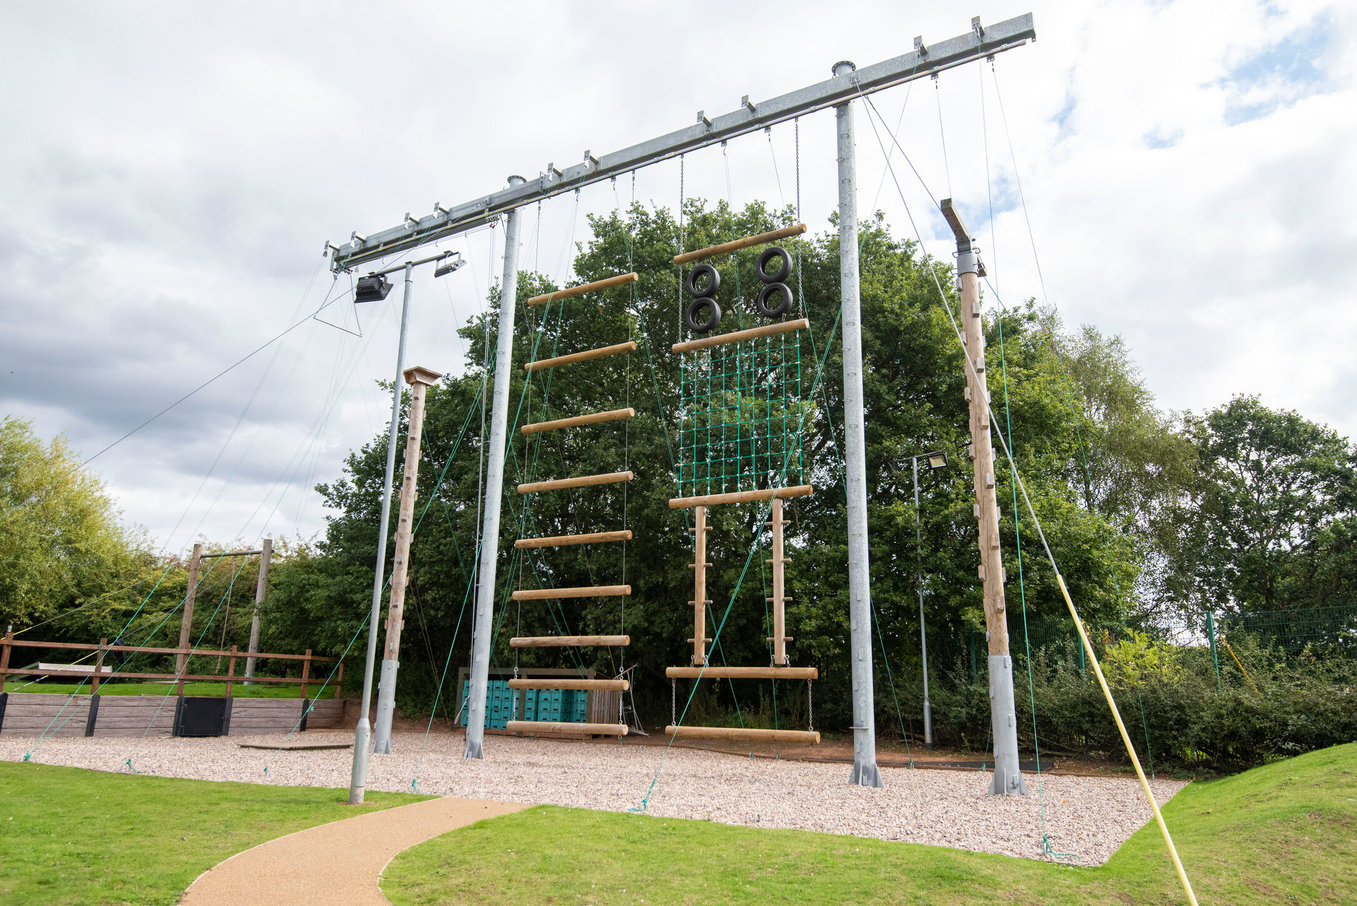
[1,0,1352,556]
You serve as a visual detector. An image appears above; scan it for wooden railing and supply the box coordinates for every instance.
[0,633,342,699]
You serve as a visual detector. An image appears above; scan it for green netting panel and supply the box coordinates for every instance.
[676,328,807,498]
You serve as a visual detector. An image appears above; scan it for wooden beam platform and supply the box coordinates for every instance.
[673,224,807,265]
[507,678,629,691]
[672,318,808,354]
[666,665,817,680]
[518,471,633,494]
[510,635,630,648]
[515,530,632,549]
[521,408,634,435]
[511,585,631,601]
[665,725,820,744]
[506,720,629,736]
[669,484,813,510]
[525,341,636,373]
[526,272,639,307]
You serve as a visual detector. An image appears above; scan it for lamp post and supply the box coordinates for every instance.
[913,449,948,750]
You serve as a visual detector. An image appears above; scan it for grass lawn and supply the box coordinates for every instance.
[0,763,421,906]
[4,681,336,699]
[383,742,1357,905]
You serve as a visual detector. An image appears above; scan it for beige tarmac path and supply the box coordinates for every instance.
[179,796,528,905]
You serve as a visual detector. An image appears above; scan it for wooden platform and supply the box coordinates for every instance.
[505,720,628,737]
[665,666,818,680]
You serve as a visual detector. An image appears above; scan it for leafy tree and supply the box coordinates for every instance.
[0,417,146,629]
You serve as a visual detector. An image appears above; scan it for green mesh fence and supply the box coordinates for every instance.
[677,329,806,497]
[1219,603,1357,658]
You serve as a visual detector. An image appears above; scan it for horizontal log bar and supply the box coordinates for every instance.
[673,224,807,265]
[524,341,636,373]
[515,530,632,549]
[2,670,310,685]
[518,471,633,494]
[0,639,336,662]
[672,317,809,354]
[665,666,818,679]
[526,272,639,307]
[521,408,634,435]
[506,720,628,736]
[510,635,630,648]
[669,484,813,509]
[665,725,820,744]
[511,585,631,601]
[507,678,629,691]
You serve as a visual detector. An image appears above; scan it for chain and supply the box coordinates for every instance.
[807,679,814,731]
[671,678,677,726]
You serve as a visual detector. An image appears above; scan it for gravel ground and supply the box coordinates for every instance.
[1,732,1184,866]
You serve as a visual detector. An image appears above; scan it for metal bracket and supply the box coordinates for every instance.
[741,95,756,114]
[914,35,927,57]
[697,110,712,129]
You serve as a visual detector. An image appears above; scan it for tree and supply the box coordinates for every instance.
[1159,396,1357,613]
[0,416,144,628]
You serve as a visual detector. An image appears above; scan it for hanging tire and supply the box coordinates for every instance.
[755,282,792,318]
[757,246,792,283]
[686,263,720,298]
[685,296,722,333]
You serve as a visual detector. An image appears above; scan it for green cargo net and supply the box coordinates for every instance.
[676,327,807,498]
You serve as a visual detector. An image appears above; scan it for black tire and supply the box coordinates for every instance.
[755,282,792,318]
[686,263,720,298]
[685,296,722,333]
[757,246,792,283]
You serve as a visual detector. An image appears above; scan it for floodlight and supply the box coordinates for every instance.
[433,251,465,278]
[926,451,948,472]
[354,273,393,303]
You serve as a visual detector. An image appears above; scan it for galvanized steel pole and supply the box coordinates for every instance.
[465,177,526,759]
[835,61,882,789]
[914,458,934,749]
[349,261,414,804]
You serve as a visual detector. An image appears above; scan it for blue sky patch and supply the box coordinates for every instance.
[1223,13,1332,125]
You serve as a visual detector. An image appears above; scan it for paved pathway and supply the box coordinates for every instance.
[179,796,528,905]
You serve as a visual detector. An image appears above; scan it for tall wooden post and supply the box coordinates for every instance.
[768,498,789,666]
[176,542,203,676]
[943,198,1027,795]
[244,537,272,684]
[372,365,442,754]
[691,506,709,665]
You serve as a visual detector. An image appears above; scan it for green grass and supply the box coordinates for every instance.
[383,742,1357,905]
[5,681,336,699]
[0,763,422,906]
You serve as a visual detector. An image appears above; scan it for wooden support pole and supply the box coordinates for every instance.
[524,341,636,373]
[664,725,820,744]
[665,666,818,679]
[673,224,807,265]
[669,484,813,510]
[510,635,630,648]
[92,638,106,695]
[770,498,788,666]
[520,407,634,435]
[507,678,629,691]
[518,471,633,494]
[0,631,12,693]
[693,505,708,666]
[515,530,632,549]
[506,720,628,736]
[244,537,272,684]
[672,318,808,354]
[525,272,639,307]
[176,542,203,676]
[511,585,631,601]
[300,649,312,701]
[225,645,237,697]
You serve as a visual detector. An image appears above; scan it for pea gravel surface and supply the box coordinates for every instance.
[1,732,1185,865]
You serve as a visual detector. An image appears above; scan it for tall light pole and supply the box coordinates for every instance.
[912,450,947,750]
[347,249,463,805]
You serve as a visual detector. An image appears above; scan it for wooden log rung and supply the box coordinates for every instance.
[673,224,807,265]
[672,318,809,355]
[510,635,630,648]
[525,272,639,307]
[665,725,820,744]
[507,678,629,691]
[525,340,637,373]
[669,484,813,510]
[506,720,629,736]
[665,666,818,679]
[518,471,633,494]
[521,408,634,435]
[512,585,631,601]
[515,530,632,549]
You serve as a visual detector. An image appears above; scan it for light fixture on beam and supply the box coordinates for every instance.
[354,273,393,303]
[926,451,948,472]
[433,251,465,278]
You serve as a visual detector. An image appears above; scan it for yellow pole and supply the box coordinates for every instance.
[1057,575,1198,905]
